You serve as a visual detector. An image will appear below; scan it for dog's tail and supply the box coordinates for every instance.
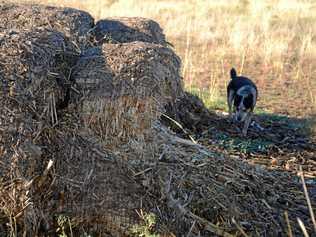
[230,68,237,79]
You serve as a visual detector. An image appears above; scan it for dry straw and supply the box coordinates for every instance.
[74,41,183,140]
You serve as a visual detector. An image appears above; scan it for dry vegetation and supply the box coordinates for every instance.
[1,0,316,236]
[20,0,316,117]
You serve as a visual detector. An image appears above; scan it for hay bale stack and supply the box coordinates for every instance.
[0,2,94,47]
[0,6,184,234]
[0,27,148,236]
[74,41,183,140]
[92,17,168,45]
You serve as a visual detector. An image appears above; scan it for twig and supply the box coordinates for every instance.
[232,218,249,237]
[37,159,54,188]
[188,212,234,237]
[170,136,215,157]
[134,168,152,177]
[297,218,310,237]
[299,166,316,233]
[186,220,196,237]
[284,211,293,237]
[162,113,196,144]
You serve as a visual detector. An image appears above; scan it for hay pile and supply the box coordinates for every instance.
[91,17,168,45]
[74,41,183,140]
[130,125,313,237]
[0,1,94,47]
[0,20,148,237]
[163,91,215,134]
[0,2,314,237]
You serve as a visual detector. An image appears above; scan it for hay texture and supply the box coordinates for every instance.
[131,125,314,237]
[0,1,94,47]
[163,91,214,134]
[73,42,183,140]
[92,17,168,45]
[0,25,147,237]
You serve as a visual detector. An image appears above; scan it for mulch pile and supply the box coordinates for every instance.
[0,2,315,236]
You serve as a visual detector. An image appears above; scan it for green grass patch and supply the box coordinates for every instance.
[186,86,227,111]
[130,213,158,237]
[213,132,272,154]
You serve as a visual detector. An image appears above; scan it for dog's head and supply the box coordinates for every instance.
[233,86,256,122]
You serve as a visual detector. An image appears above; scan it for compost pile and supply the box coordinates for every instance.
[0,2,314,237]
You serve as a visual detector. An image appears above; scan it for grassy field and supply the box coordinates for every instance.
[21,0,316,118]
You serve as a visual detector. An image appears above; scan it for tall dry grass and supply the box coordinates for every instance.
[20,0,316,116]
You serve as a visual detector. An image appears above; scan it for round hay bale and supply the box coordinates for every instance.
[0,2,94,47]
[92,17,168,45]
[73,41,184,140]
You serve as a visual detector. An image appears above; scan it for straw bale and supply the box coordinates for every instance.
[0,2,94,47]
[92,17,168,45]
[0,28,147,235]
[0,28,76,233]
[35,129,146,236]
[0,125,147,236]
[0,28,78,125]
[73,41,183,140]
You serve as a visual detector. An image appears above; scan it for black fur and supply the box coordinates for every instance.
[243,94,254,109]
[230,68,237,79]
[227,68,257,111]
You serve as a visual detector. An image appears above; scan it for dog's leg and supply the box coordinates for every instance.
[227,90,234,119]
[242,112,252,136]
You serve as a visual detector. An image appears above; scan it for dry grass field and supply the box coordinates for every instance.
[21,0,316,117]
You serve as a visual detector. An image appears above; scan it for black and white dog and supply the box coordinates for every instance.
[227,68,258,136]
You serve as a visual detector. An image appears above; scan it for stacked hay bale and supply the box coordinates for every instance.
[0,3,167,236]
[0,27,71,234]
[73,42,182,140]
[72,16,183,141]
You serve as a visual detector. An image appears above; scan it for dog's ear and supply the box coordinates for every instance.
[230,68,237,79]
